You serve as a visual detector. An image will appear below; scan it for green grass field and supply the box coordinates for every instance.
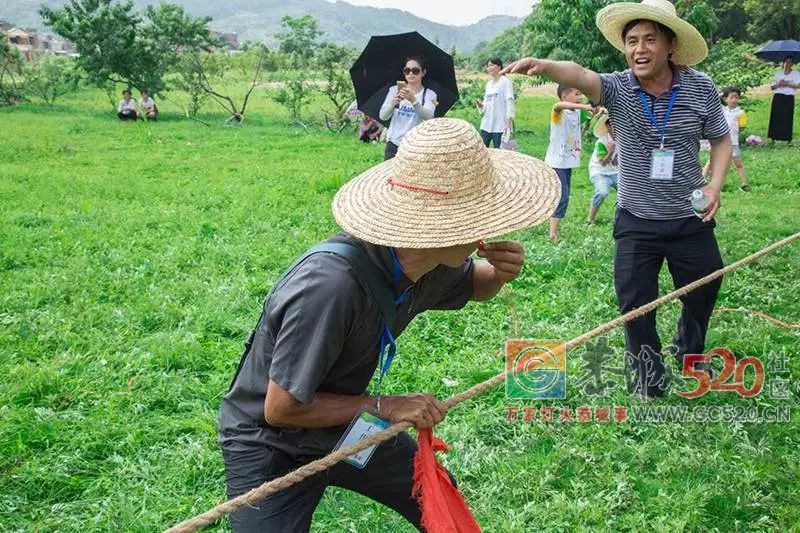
[1,88,799,532]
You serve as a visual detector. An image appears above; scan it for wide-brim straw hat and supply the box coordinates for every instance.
[593,111,610,138]
[596,0,708,66]
[332,118,560,248]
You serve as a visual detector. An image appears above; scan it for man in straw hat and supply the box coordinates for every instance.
[503,0,732,400]
[217,117,560,531]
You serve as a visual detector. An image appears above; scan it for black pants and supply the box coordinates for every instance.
[613,208,723,397]
[479,129,502,148]
[117,110,137,121]
[222,432,438,532]
[384,141,399,160]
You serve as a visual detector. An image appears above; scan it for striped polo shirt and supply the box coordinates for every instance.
[600,65,729,220]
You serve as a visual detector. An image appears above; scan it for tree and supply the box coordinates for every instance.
[474,0,723,73]
[187,45,268,123]
[1,34,25,105]
[23,56,82,106]
[170,51,224,119]
[271,72,313,129]
[275,15,322,66]
[40,0,216,95]
[522,0,627,73]
[706,0,748,41]
[700,38,774,93]
[315,43,356,132]
[744,0,799,42]
[676,0,719,41]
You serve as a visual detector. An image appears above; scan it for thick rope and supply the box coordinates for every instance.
[712,307,799,329]
[166,231,800,533]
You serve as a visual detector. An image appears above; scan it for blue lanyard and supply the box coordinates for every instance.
[376,248,410,388]
[389,247,410,305]
[638,88,678,149]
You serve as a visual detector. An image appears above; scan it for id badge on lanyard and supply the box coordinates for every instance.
[650,149,675,181]
[333,247,408,468]
[640,89,678,181]
[334,409,391,469]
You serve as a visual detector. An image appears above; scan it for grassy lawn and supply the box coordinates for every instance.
[1,88,799,532]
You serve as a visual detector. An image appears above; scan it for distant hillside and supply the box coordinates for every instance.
[1,0,525,53]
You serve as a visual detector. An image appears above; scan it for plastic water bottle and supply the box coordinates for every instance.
[691,189,708,218]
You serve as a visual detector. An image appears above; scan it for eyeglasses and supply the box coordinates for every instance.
[403,67,422,75]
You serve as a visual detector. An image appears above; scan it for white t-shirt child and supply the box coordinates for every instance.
[479,76,515,133]
[379,85,437,146]
[588,132,618,176]
[722,106,746,146]
[545,107,588,169]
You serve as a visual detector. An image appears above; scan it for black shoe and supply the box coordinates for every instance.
[739,184,750,192]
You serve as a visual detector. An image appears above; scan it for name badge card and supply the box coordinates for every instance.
[333,410,390,469]
[650,149,675,181]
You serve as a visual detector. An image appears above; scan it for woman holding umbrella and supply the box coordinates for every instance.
[379,57,437,159]
[768,56,800,144]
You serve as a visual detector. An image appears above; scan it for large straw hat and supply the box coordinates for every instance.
[593,111,610,138]
[332,118,560,248]
[596,0,708,66]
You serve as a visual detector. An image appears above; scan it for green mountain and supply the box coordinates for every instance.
[1,0,525,53]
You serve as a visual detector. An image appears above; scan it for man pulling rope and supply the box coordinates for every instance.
[169,230,800,533]
[215,118,561,531]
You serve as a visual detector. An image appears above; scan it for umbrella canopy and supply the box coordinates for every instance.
[755,40,800,63]
[350,31,459,124]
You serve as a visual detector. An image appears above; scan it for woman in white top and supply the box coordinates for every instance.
[476,57,515,148]
[139,89,158,121]
[767,56,800,144]
[379,56,437,160]
[117,89,138,121]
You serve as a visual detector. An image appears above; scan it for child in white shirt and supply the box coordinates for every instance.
[703,86,749,191]
[544,85,593,241]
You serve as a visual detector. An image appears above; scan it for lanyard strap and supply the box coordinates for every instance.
[376,248,411,391]
[377,324,396,388]
[638,88,678,149]
[389,247,410,305]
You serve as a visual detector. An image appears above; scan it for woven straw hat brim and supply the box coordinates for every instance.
[332,150,561,249]
[596,3,708,66]
[593,113,610,138]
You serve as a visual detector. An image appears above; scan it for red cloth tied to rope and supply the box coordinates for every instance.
[412,428,481,533]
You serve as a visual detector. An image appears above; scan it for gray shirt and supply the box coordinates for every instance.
[218,232,474,457]
[600,65,729,220]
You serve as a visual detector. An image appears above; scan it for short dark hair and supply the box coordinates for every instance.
[720,86,741,103]
[122,89,132,95]
[404,56,427,72]
[621,19,677,42]
[488,57,503,68]
[557,84,576,100]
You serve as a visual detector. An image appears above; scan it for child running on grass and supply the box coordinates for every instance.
[586,111,618,226]
[703,86,749,191]
[544,84,594,241]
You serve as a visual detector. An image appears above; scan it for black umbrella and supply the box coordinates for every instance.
[755,40,800,62]
[350,31,459,125]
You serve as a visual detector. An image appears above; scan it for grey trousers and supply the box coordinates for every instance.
[222,432,435,532]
